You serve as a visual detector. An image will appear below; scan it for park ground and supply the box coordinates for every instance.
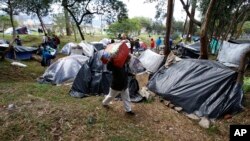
[0,34,250,141]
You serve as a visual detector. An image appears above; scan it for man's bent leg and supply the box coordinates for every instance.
[102,88,120,105]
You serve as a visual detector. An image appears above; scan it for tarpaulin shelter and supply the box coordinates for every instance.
[69,50,144,102]
[147,59,243,118]
[91,42,105,51]
[177,41,200,58]
[60,42,78,55]
[6,45,38,60]
[38,55,89,84]
[60,42,95,57]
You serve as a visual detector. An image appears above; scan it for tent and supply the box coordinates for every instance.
[60,42,95,57]
[91,42,105,51]
[38,55,89,85]
[69,50,143,102]
[60,42,78,55]
[6,45,38,60]
[177,41,200,58]
[147,59,243,118]
[4,27,29,34]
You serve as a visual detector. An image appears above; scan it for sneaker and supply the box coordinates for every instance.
[126,111,135,116]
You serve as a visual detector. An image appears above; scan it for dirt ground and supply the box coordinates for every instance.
[0,59,250,141]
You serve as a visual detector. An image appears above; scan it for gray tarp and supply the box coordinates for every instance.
[217,41,250,68]
[147,59,243,118]
[14,45,37,52]
[38,55,89,84]
[60,42,78,55]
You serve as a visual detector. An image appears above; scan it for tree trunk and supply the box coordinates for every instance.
[182,16,188,38]
[37,12,47,35]
[64,7,85,40]
[186,0,196,42]
[199,0,216,59]
[71,23,77,42]
[224,3,245,40]
[180,0,201,27]
[2,23,5,39]
[182,0,189,38]
[164,0,174,57]
[8,0,15,40]
[64,7,72,36]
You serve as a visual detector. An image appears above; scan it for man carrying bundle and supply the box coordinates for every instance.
[101,43,135,116]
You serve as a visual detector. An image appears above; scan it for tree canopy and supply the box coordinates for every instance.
[61,0,128,40]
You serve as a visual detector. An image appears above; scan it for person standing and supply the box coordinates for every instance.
[42,33,49,45]
[101,53,135,115]
[15,35,22,46]
[156,37,162,52]
[150,38,155,49]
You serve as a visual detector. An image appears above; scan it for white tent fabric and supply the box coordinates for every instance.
[60,42,78,55]
[217,41,250,68]
[100,38,111,46]
[78,41,95,57]
[39,55,89,84]
[138,49,164,73]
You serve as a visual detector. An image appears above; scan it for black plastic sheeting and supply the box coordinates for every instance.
[147,59,243,118]
[69,50,143,102]
[14,45,38,52]
[177,42,200,58]
[91,42,105,51]
[228,39,250,44]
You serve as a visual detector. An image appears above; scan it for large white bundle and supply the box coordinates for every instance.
[217,41,250,68]
[78,41,95,57]
[138,49,164,73]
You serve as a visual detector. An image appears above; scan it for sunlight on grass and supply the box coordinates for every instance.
[243,77,250,93]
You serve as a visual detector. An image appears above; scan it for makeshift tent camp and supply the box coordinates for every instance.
[6,45,38,60]
[147,59,243,118]
[69,50,143,102]
[38,55,89,85]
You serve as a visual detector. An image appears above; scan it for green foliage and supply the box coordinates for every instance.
[132,17,153,33]
[172,20,184,33]
[242,21,250,34]
[0,15,18,29]
[152,21,165,35]
[15,0,52,17]
[107,19,141,38]
[243,77,250,93]
[52,13,66,35]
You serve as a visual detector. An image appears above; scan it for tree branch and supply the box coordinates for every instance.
[180,0,201,27]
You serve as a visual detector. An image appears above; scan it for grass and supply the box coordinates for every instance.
[0,34,250,140]
[243,77,250,93]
